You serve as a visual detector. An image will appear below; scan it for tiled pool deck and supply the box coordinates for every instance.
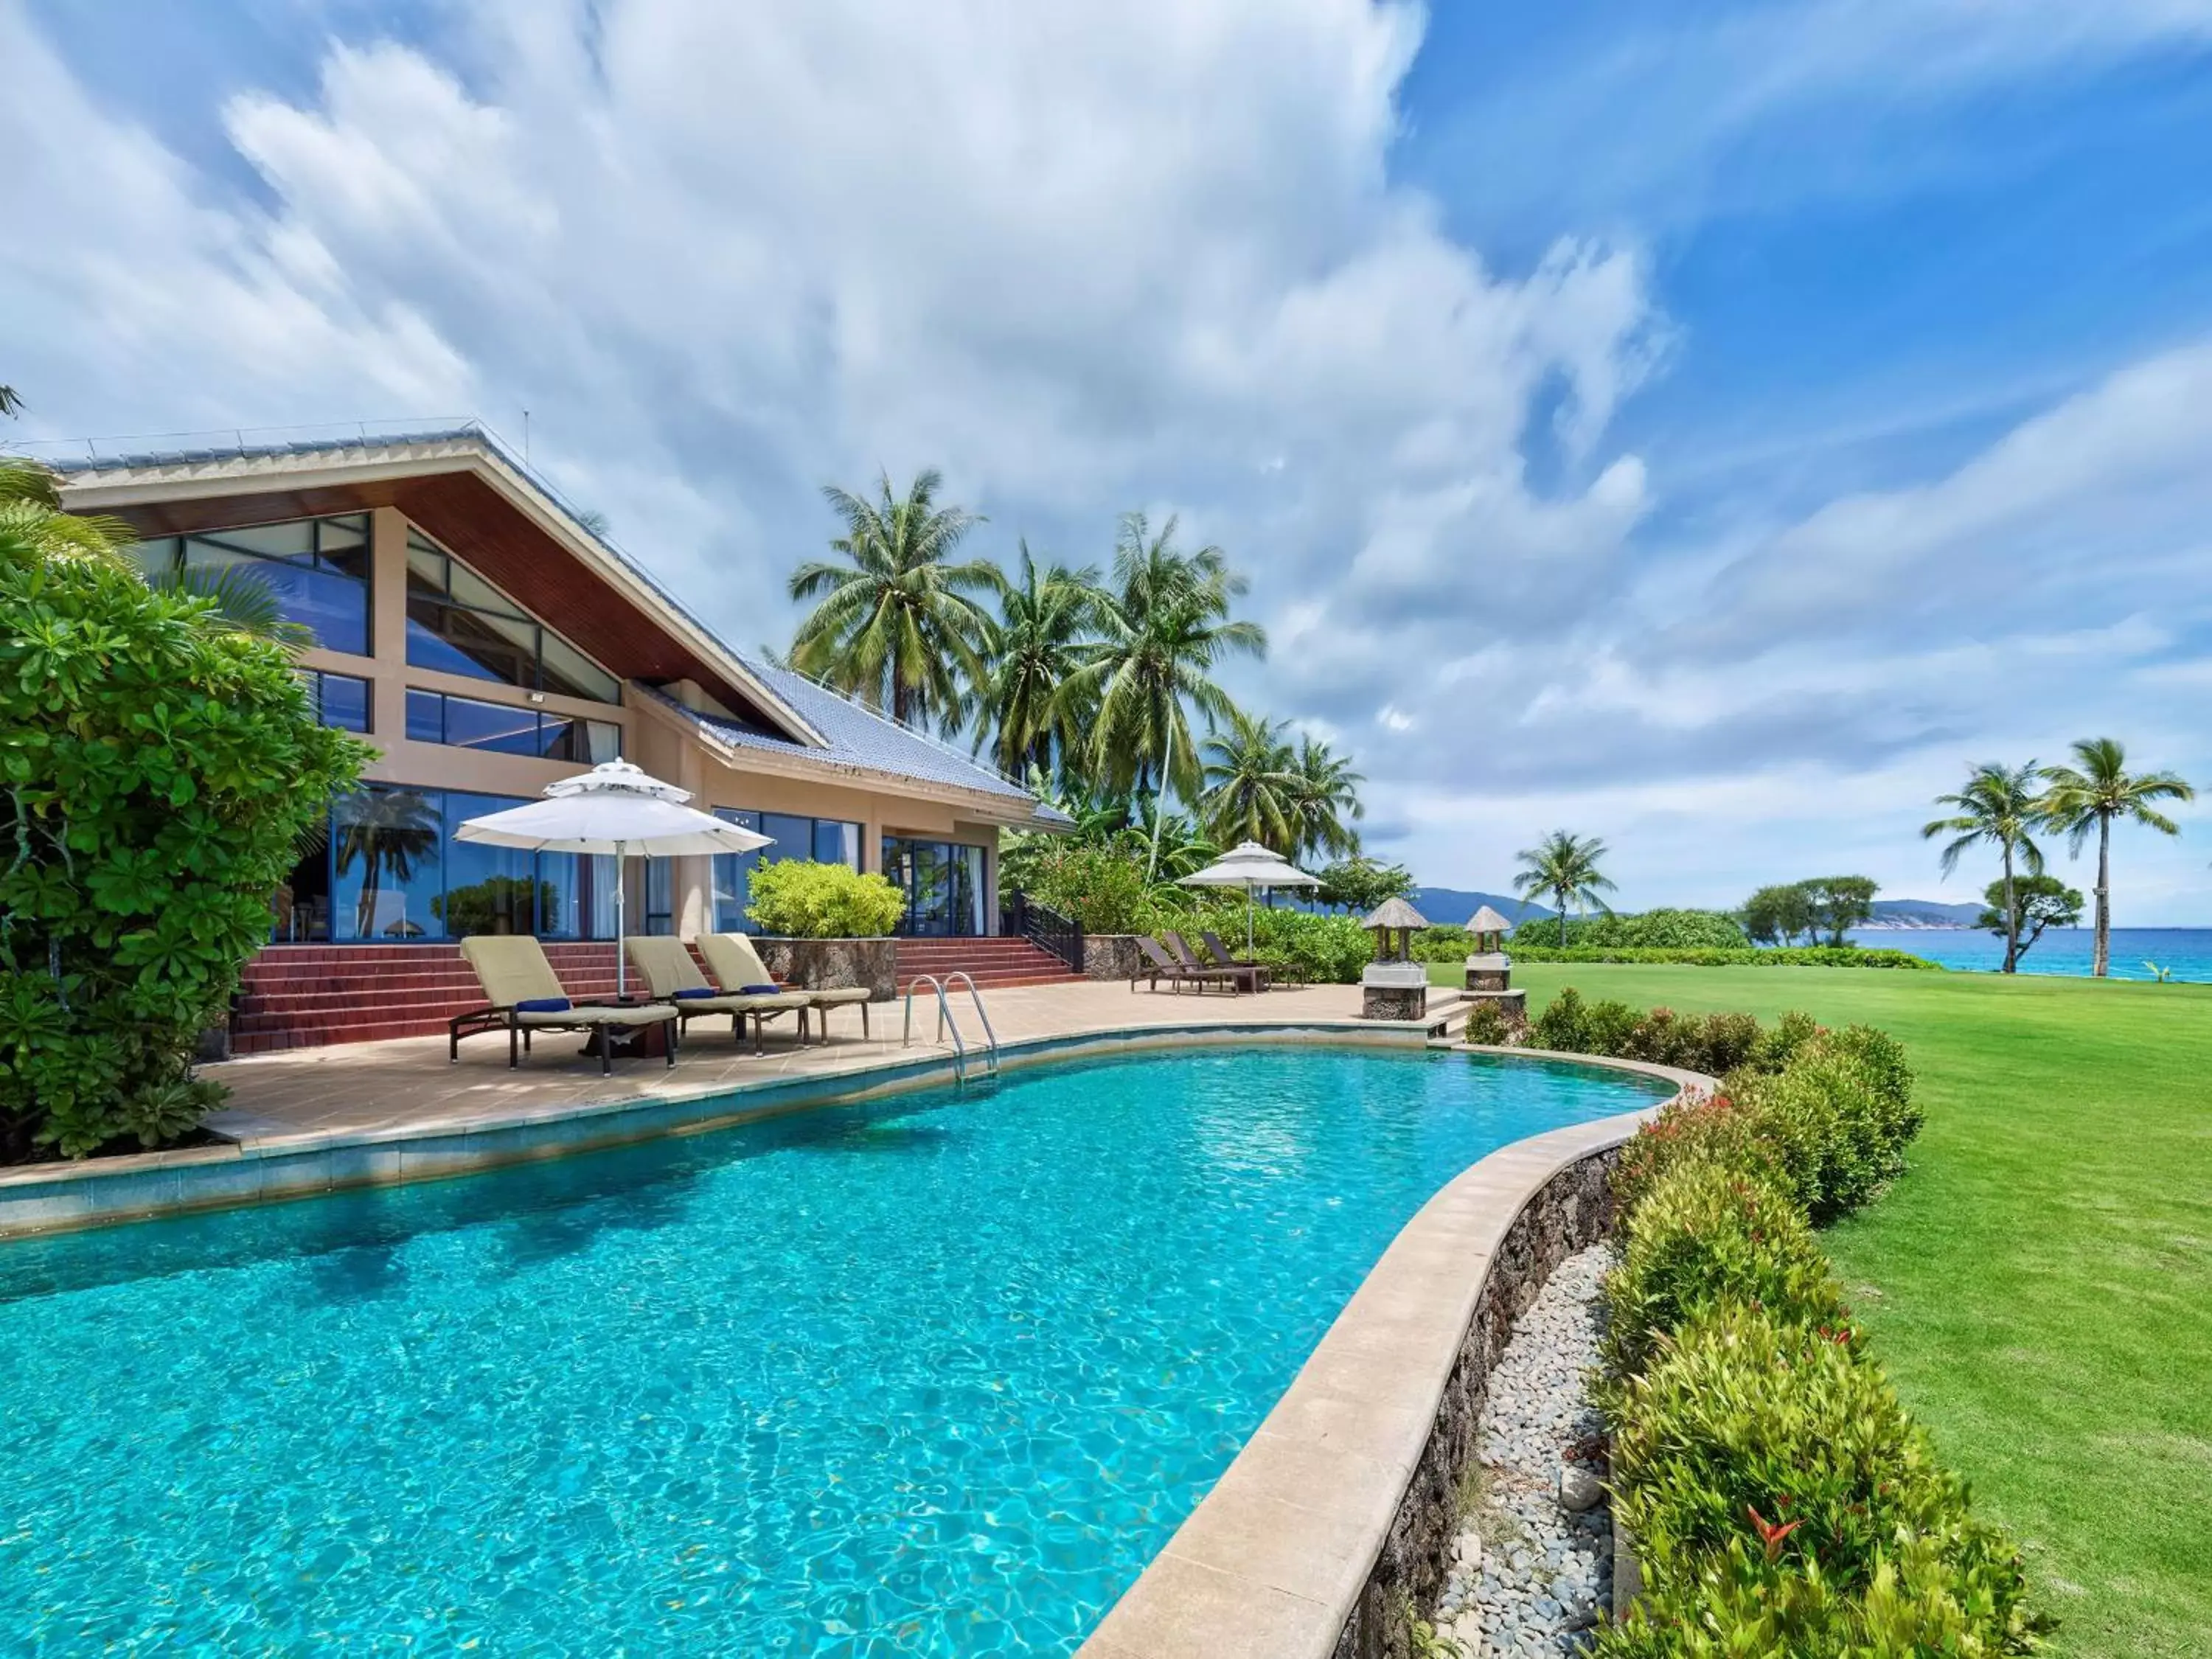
[0,981,1463,1235]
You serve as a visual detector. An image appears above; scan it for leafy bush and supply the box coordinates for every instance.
[1590,1001,2044,1654]
[1601,1304,2044,1655]
[1247,906,1372,984]
[1507,944,1940,969]
[1513,908,1750,950]
[1464,1000,1514,1046]
[1599,1159,1851,1380]
[1,529,366,1159]
[1016,840,1167,934]
[745,858,906,938]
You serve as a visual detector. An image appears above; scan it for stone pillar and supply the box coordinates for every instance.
[1360,961,1430,1021]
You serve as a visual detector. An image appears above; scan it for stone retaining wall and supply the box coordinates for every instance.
[1332,1147,1619,1659]
[751,937,898,1000]
[1082,934,1146,983]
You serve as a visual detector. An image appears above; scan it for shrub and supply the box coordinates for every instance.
[1512,908,1750,950]
[1247,906,1372,984]
[745,858,906,938]
[1604,1304,2043,1654]
[1017,841,1164,934]
[1599,1159,1851,1380]
[0,531,367,1160]
[1506,944,1940,969]
[1747,1008,1823,1074]
[1723,1033,1916,1224]
[1464,1000,1514,1046]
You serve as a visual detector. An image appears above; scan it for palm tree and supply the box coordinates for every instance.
[333,789,442,939]
[787,469,1002,732]
[975,541,1100,782]
[2038,739,2194,977]
[1513,831,1616,946]
[1199,709,1298,847]
[1924,762,2046,973]
[1072,512,1266,877]
[1286,736,1364,863]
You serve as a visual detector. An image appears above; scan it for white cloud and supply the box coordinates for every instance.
[4,0,2210,918]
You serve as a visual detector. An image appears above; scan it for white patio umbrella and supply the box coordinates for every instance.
[453,759,773,998]
[1177,841,1321,954]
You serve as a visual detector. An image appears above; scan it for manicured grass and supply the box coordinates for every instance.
[1428,961,2212,1658]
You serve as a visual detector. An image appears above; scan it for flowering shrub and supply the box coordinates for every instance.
[1508,944,1940,968]
[1590,1003,2047,1655]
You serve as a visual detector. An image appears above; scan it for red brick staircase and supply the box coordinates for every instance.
[232,942,625,1054]
[232,935,1085,1054]
[894,936,1085,994]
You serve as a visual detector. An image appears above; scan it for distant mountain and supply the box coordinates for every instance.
[1406,887,1555,926]
[1864,898,1983,928]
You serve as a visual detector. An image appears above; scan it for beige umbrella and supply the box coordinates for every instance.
[1178,841,1321,953]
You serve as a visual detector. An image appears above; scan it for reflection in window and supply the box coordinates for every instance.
[404,530,622,703]
[882,837,987,936]
[299,669,372,733]
[319,784,622,941]
[406,688,619,761]
[135,513,372,656]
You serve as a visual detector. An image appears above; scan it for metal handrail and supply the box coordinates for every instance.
[902,974,965,1083]
[900,971,999,1085]
[941,971,1000,1081]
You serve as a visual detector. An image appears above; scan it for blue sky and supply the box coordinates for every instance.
[7,0,2211,919]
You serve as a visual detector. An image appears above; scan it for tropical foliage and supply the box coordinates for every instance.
[790,479,1366,877]
[1740,875,1879,947]
[787,468,1001,732]
[1975,874,2081,962]
[2037,738,2193,977]
[1512,831,1617,946]
[1312,855,1413,915]
[1509,907,1747,950]
[0,469,367,1160]
[745,859,907,939]
[1924,762,2048,973]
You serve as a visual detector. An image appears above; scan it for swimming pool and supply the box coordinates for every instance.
[0,1043,1664,1655]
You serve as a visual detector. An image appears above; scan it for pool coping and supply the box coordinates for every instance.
[0,1018,1445,1239]
[1077,1044,1712,1659]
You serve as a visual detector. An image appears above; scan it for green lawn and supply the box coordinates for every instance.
[1430,961,2212,1658]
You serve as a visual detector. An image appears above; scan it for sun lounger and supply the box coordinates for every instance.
[1133,934,1239,995]
[623,936,815,1053]
[695,933,861,1049]
[1196,929,1271,992]
[1166,930,1262,994]
[450,936,680,1074]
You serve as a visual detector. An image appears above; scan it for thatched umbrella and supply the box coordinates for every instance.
[1465,905,1512,953]
[1361,896,1430,963]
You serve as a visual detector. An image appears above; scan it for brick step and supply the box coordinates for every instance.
[898,971,1085,992]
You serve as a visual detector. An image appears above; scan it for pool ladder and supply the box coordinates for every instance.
[902,972,1001,1087]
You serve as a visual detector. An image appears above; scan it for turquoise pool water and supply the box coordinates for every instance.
[0,1045,1662,1656]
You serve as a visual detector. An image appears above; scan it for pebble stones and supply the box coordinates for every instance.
[1430,1243,1615,1656]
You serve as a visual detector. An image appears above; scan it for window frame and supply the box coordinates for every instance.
[403,529,625,704]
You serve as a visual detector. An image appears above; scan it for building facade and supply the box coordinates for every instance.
[58,430,1064,946]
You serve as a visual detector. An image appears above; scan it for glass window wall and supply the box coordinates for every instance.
[299,669,372,733]
[134,513,372,656]
[406,688,619,762]
[404,530,622,703]
[709,808,864,933]
[296,783,620,942]
[881,837,988,936]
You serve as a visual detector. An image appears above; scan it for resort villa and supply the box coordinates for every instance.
[55,428,1074,1048]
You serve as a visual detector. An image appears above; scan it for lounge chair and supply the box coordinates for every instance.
[1197,930,1272,992]
[450,936,680,1074]
[1133,934,1239,995]
[695,933,857,1049]
[1166,930,1262,995]
[625,936,817,1054]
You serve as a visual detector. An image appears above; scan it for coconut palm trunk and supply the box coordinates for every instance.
[2093,815,2112,978]
[2000,842,2020,973]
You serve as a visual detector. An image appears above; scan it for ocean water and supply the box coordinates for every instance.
[1853,926,2212,983]
[0,1046,1663,1657]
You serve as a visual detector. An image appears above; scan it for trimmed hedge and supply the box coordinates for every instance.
[1506,944,1941,970]
[1567,995,2048,1655]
